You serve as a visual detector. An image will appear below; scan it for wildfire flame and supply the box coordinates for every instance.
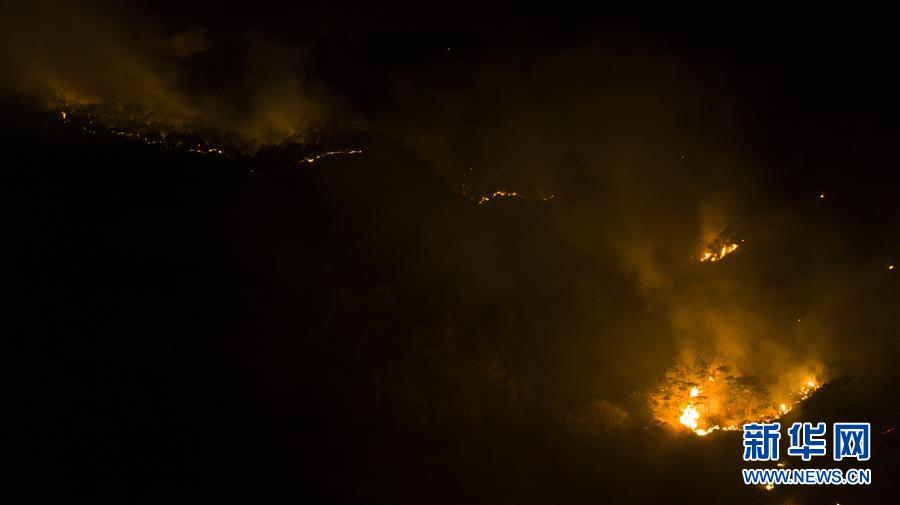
[679,404,700,430]
[673,377,823,436]
[697,225,744,263]
[699,242,741,262]
[650,357,825,437]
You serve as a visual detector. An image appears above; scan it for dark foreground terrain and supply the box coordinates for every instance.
[7,99,899,503]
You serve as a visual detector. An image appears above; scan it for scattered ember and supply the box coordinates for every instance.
[477,190,524,204]
[459,185,556,205]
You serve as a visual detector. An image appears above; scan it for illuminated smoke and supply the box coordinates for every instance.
[0,1,346,150]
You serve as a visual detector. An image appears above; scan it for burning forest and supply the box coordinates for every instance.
[6,1,900,504]
[649,356,824,436]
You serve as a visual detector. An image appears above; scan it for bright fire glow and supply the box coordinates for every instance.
[679,404,700,430]
[699,242,740,262]
[651,358,825,437]
[673,378,824,436]
[697,227,744,263]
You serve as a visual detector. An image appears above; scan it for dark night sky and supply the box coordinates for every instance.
[5,2,900,503]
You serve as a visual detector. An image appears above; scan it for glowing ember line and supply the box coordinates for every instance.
[56,108,228,157]
[438,184,557,206]
[55,107,364,166]
[469,190,555,205]
[299,149,363,164]
[477,190,524,204]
